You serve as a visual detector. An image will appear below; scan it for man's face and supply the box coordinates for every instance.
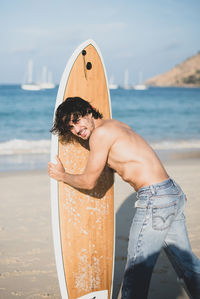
[68,113,95,140]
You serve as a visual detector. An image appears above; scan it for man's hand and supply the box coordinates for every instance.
[48,156,65,181]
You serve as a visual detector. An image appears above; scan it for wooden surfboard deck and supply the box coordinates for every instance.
[50,40,114,299]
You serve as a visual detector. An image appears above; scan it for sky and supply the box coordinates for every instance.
[1,0,200,85]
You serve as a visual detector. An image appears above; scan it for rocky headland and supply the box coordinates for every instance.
[145,52,200,87]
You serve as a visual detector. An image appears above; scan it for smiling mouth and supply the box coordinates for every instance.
[78,129,87,137]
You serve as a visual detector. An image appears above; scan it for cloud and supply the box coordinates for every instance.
[162,40,182,52]
[6,21,129,58]
[11,46,38,55]
[29,21,129,60]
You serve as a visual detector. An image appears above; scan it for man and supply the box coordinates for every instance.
[48,97,200,299]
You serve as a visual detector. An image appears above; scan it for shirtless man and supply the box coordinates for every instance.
[48,97,200,299]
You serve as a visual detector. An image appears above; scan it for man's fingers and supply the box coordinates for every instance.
[56,155,60,163]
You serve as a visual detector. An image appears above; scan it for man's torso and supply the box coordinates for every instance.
[94,119,169,191]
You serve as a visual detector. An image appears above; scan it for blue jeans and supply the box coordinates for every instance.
[121,178,200,299]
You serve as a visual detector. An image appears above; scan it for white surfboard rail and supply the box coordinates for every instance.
[50,39,114,299]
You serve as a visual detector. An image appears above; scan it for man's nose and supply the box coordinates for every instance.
[73,124,80,134]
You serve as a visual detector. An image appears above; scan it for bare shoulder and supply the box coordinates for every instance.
[94,119,121,136]
[89,120,119,147]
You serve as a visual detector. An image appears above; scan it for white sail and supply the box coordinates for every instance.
[40,66,56,89]
[123,69,132,90]
[109,75,118,90]
[134,71,148,90]
[21,60,41,91]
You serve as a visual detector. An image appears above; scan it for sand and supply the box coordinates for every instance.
[0,155,200,299]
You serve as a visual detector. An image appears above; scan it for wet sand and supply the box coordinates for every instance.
[0,154,199,298]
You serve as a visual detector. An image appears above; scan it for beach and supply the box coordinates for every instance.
[0,152,200,299]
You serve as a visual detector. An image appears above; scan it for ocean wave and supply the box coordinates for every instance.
[0,139,51,155]
[150,140,200,150]
[0,139,200,156]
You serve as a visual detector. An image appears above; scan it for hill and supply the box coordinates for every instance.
[145,52,200,87]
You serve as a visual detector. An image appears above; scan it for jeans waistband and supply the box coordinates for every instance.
[137,178,175,196]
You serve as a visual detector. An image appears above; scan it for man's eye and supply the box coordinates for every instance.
[73,119,80,124]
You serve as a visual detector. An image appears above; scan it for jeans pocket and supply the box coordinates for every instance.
[152,201,177,231]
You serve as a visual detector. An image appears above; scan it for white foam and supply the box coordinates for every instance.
[0,138,199,156]
[150,139,200,150]
[0,139,50,155]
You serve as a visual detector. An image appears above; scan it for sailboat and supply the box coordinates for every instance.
[21,60,41,91]
[39,66,56,89]
[134,71,148,90]
[108,75,118,90]
[123,69,132,90]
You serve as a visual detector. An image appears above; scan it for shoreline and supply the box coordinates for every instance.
[0,147,200,173]
[0,155,200,298]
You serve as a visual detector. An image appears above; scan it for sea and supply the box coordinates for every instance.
[0,85,200,171]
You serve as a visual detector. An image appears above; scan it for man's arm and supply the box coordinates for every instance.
[48,127,111,190]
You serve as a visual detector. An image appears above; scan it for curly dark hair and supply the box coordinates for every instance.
[50,97,103,143]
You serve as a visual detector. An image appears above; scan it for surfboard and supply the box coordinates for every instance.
[50,40,115,299]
